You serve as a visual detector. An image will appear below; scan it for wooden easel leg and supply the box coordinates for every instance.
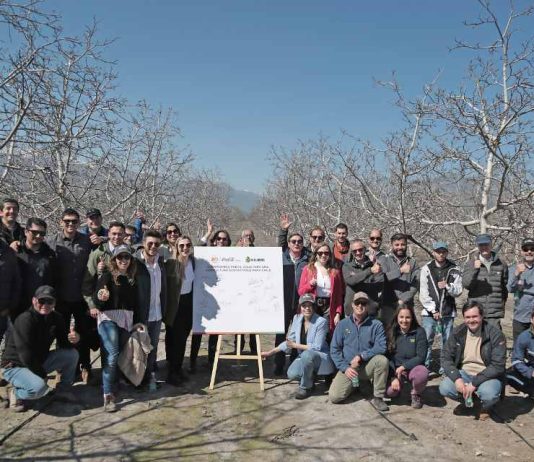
[255,334,264,391]
[237,334,242,358]
[209,335,223,390]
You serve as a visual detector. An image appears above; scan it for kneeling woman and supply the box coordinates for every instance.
[386,303,429,408]
[262,294,335,399]
[92,245,140,412]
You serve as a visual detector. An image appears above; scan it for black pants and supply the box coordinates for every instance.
[56,299,94,370]
[166,292,194,374]
[234,334,257,353]
[189,334,217,364]
[513,320,531,343]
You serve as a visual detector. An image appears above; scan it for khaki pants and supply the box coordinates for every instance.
[328,355,389,404]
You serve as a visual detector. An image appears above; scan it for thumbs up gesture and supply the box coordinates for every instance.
[98,285,110,301]
[97,255,106,275]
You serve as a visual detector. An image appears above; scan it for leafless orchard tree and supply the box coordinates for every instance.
[254,1,534,259]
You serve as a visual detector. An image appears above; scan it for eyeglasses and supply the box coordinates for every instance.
[167,229,180,235]
[352,248,364,253]
[301,304,313,309]
[317,251,330,257]
[146,241,161,248]
[179,243,192,249]
[352,300,368,306]
[37,298,54,305]
[523,247,534,253]
[28,229,46,237]
[216,236,228,241]
[369,237,382,241]
[310,235,325,241]
[116,254,132,261]
[289,239,303,245]
[63,219,79,225]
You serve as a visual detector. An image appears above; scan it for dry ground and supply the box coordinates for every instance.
[0,304,533,462]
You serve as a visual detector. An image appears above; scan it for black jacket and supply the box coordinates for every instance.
[0,221,24,244]
[15,242,57,319]
[1,307,73,377]
[442,321,506,387]
[0,240,21,316]
[94,272,140,318]
[388,326,428,371]
[134,250,167,325]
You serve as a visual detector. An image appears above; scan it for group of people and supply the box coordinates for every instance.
[0,198,532,421]
[266,216,533,420]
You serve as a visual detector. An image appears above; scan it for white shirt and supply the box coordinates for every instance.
[142,254,162,322]
[315,268,331,297]
[180,259,194,295]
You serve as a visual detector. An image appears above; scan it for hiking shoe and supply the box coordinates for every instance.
[453,403,472,416]
[478,408,491,421]
[411,393,423,409]
[7,386,26,412]
[371,397,389,412]
[294,387,311,400]
[103,394,117,413]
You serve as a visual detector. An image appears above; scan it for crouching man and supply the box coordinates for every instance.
[328,291,390,411]
[506,310,534,397]
[1,286,79,412]
[439,301,506,420]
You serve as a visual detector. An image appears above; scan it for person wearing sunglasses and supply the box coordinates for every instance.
[508,237,534,341]
[274,214,310,376]
[262,294,335,399]
[14,218,57,321]
[92,245,140,411]
[1,285,80,412]
[134,230,167,390]
[165,236,200,385]
[79,208,108,251]
[366,228,384,263]
[160,223,181,261]
[298,243,344,338]
[47,208,92,386]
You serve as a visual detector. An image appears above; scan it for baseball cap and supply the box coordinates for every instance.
[112,245,132,258]
[299,294,316,305]
[352,291,369,302]
[86,208,102,218]
[34,285,56,301]
[432,241,448,250]
[521,238,534,249]
[475,234,492,245]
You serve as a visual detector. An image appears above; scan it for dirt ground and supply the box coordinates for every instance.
[1,304,533,462]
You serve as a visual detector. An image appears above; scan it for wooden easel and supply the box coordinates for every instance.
[209,334,264,391]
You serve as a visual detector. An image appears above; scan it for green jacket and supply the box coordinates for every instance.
[165,256,195,326]
[82,243,114,309]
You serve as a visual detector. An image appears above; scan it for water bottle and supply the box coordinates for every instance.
[465,395,474,408]
[69,314,76,332]
[435,322,442,335]
[148,372,157,392]
[351,373,359,388]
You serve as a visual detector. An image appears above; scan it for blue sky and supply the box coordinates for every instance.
[44,0,525,193]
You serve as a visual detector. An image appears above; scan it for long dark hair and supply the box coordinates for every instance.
[307,243,334,274]
[210,229,232,246]
[386,303,420,354]
[109,256,137,286]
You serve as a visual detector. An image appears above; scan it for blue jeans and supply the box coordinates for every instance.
[287,350,322,390]
[98,321,129,395]
[1,348,79,400]
[439,369,502,409]
[147,320,162,376]
[422,316,454,370]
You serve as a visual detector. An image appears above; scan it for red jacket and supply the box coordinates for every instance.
[298,265,344,333]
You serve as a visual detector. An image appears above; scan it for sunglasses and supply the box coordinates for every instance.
[37,298,54,305]
[63,219,79,225]
[317,251,330,257]
[369,237,382,241]
[216,236,228,241]
[179,243,192,249]
[352,300,368,306]
[116,254,132,261]
[146,241,161,248]
[310,235,325,241]
[167,229,180,235]
[523,247,534,253]
[289,239,303,245]
[28,229,46,237]
[352,248,364,253]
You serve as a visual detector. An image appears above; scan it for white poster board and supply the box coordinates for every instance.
[192,247,284,334]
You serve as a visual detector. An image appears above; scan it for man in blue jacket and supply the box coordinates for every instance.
[506,310,534,397]
[328,292,389,411]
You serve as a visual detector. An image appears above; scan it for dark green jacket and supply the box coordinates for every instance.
[164,256,195,326]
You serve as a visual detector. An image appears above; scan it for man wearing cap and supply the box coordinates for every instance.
[419,241,463,373]
[262,294,334,399]
[507,238,534,341]
[329,291,390,411]
[463,234,508,331]
[79,208,108,250]
[0,286,80,412]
